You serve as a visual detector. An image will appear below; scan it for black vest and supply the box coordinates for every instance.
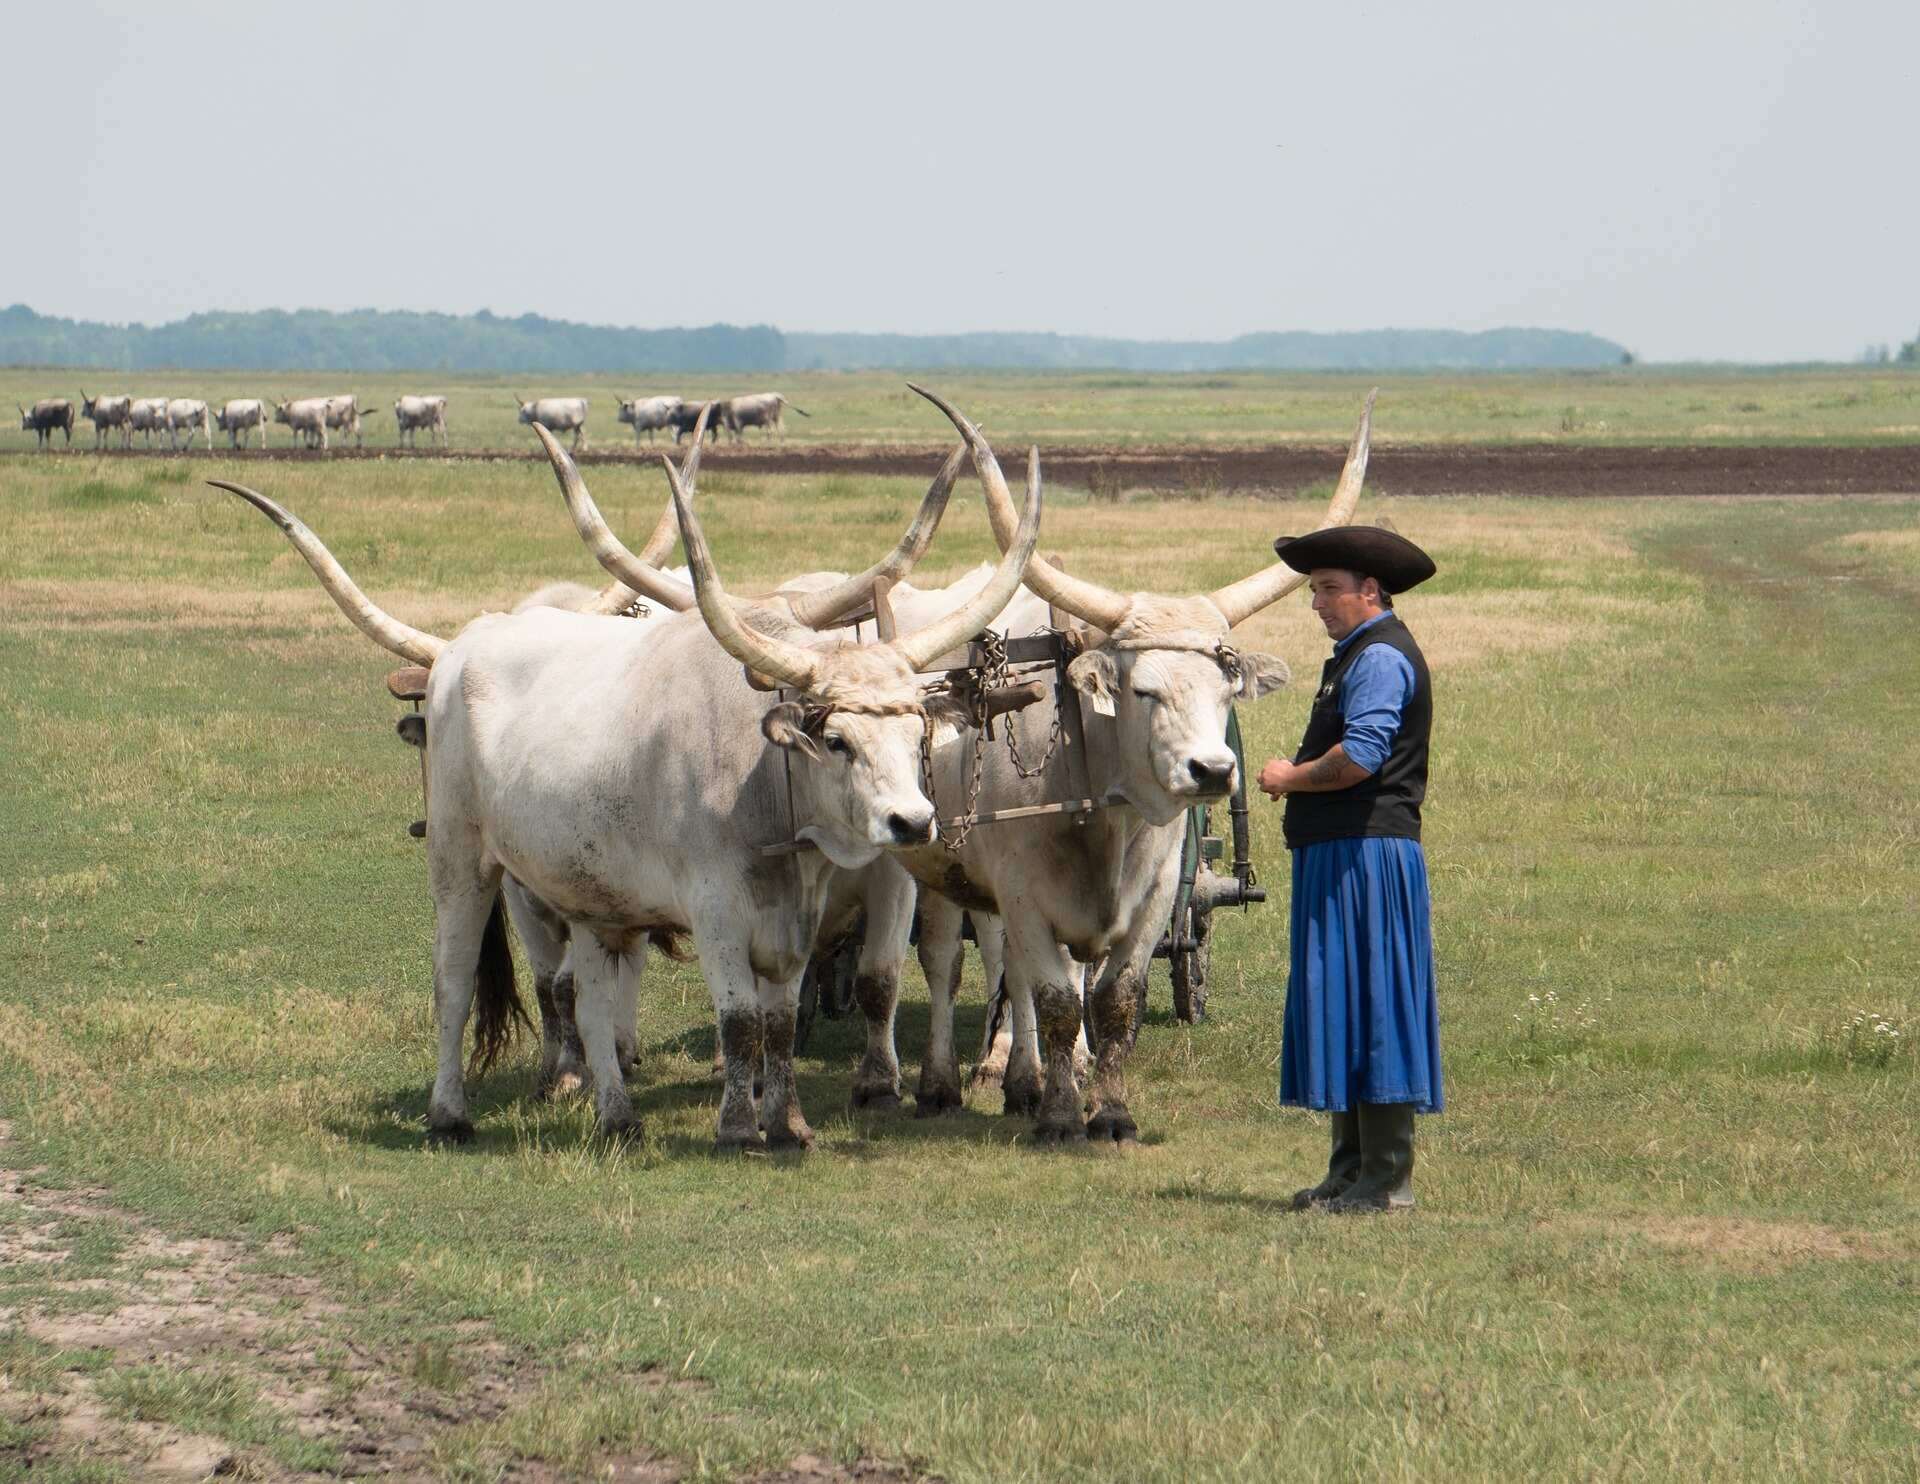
[1282,614,1431,849]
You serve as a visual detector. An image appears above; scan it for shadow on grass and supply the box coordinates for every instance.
[1153,1183,1301,1217]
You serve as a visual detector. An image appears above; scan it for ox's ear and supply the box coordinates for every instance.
[1234,650,1291,700]
[922,691,975,731]
[762,701,823,761]
[1067,649,1119,716]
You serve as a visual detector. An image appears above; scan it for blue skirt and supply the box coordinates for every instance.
[1279,836,1442,1114]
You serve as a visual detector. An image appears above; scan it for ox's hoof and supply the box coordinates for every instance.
[914,1083,964,1118]
[768,1121,816,1152]
[851,1085,903,1113]
[1031,1118,1089,1148]
[536,1069,587,1103]
[714,1132,770,1156]
[593,1116,643,1146]
[426,1119,475,1147]
[1086,1106,1139,1146]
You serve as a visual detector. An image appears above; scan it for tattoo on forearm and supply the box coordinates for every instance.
[1306,749,1348,786]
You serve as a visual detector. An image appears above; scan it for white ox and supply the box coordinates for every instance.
[215,399,269,448]
[19,399,76,449]
[885,387,1373,1141]
[394,395,449,449]
[274,397,332,449]
[324,395,367,447]
[616,395,681,444]
[218,407,1040,1146]
[128,398,169,448]
[723,392,810,443]
[515,395,589,451]
[80,392,133,449]
[165,399,213,452]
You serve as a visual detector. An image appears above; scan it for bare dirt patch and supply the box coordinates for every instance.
[0,1120,938,1481]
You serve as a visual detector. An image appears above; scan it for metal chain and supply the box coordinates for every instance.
[922,698,991,853]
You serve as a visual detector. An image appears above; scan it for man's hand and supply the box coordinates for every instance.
[1256,758,1295,800]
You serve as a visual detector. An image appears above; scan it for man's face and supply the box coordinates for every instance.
[1308,568,1384,642]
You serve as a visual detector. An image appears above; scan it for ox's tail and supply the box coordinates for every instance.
[468,896,531,1077]
[785,400,812,418]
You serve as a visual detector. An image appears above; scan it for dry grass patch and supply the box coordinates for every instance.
[1580,1215,1913,1274]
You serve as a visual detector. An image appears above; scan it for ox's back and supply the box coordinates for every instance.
[426,608,795,930]
[527,398,588,429]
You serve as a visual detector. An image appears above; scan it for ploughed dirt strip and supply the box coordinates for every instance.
[18,441,1920,496]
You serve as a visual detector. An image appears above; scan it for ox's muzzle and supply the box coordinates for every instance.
[884,806,937,847]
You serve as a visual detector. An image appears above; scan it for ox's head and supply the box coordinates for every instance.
[913,384,1375,828]
[80,391,95,418]
[272,400,292,424]
[513,396,534,425]
[16,405,28,430]
[616,397,635,425]
[663,435,1043,869]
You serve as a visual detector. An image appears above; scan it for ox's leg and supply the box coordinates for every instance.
[572,930,638,1139]
[850,870,913,1112]
[501,882,583,1100]
[914,893,967,1115]
[1083,856,1178,1144]
[969,914,1016,1092]
[756,969,815,1150]
[1084,952,1148,1145]
[615,939,645,1079]
[1002,920,1087,1145]
[1000,963,1045,1118]
[425,868,506,1143]
[697,933,768,1151]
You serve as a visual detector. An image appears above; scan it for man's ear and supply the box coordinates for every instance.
[1067,650,1119,715]
[762,702,823,761]
[1235,651,1291,699]
[923,692,975,730]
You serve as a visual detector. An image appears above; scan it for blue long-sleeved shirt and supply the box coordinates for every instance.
[1329,612,1416,775]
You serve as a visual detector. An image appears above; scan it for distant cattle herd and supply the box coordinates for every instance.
[15,390,811,451]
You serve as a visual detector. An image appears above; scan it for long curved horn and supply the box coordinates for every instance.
[632,399,715,561]
[531,423,697,612]
[892,443,1044,672]
[210,480,446,665]
[908,383,1130,632]
[580,401,716,615]
[665,457,821,692]
[1204,388,1376,628]
[782,442,966,629]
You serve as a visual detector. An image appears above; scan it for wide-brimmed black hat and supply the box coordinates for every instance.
[1271,526,1437,595]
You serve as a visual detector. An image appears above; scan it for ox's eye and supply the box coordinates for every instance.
[1130,686,1160,704]
[824,734,854,759]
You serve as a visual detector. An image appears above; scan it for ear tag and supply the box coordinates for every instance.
[1089,691,1116,718]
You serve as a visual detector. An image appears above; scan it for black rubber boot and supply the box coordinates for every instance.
[1290,1108,1361,1210]
[1328,1102,1415,1213]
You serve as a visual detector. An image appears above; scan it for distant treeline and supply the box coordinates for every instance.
[0,303,1629,373]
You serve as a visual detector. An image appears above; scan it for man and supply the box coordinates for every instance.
[1256,526,1440,1213]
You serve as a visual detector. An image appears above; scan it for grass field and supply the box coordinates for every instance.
[9,365,1920,452]
[2,439,1918,1480]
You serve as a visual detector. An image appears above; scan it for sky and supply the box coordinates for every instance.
[3,0,1912,362]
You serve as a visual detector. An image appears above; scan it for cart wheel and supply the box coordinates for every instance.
[1172,900,1213,1023]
